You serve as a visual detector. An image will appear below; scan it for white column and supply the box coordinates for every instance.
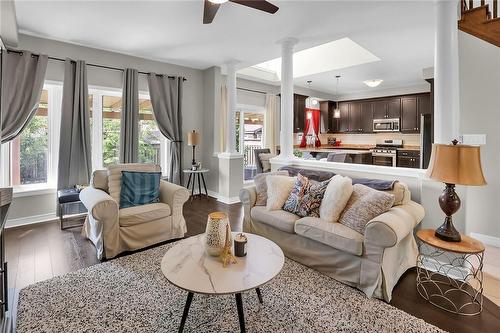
[434,0,460,144]
[225,61,238,153]
[278,38,298,159]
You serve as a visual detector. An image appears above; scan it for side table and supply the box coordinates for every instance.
[416,229,485,315]
[182,169,209,199]
[57,188,87,230]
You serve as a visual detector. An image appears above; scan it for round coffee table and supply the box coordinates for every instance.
[161,232,284,333]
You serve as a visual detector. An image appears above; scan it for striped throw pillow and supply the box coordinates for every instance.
[119,171,162,209]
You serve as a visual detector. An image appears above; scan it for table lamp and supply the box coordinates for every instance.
[425,140,486,242]
[187,130,200,167]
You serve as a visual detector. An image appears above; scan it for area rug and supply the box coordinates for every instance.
[17,241,445,333]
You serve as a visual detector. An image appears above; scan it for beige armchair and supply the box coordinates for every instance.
[80,164,189,260]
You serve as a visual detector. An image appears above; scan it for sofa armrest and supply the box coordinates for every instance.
[364,201,425,248]
[159,180,189,213]
[80,187,119,223]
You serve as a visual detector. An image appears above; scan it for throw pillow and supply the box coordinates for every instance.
[119,171,162,209]
[259,153,276,172]
[338,184,395,235]
[319,175,353,223]
[266,175,296,211]
[297,178,330,217]
[254,170,289,206]
[282,174,310,215]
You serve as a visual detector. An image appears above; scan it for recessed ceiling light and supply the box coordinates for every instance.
[209,0,229,4]
[363,79,383,88]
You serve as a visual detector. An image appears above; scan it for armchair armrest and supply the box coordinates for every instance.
[364,201,425,248]
[159,180,189,211]
[79,187,119,223]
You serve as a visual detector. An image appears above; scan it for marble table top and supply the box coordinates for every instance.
[161,232,284,295]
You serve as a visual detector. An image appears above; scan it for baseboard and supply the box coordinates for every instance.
[470,233,500,248]
[207,190,240,204]
[6,213,58,228]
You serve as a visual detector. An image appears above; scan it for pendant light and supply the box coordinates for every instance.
[306,80,319,109]
[333,75,341,118]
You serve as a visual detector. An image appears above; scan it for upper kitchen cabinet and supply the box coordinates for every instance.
[320,100,335,133]
[293,93,307,133]
[348,102,362,133]
[401,94,432,133]
[360,101,374,133]
[373,98,401,119]
[337,102,350,132]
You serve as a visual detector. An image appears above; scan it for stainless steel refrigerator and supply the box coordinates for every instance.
[420,113,432,169]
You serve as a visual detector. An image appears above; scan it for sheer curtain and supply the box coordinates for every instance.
[264,93,277,153]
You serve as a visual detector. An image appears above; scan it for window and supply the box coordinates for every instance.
[235,107,265,181]
[102,95,122,167]
[138,99,161,164]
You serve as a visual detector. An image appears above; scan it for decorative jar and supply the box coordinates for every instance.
[204,212,231,256]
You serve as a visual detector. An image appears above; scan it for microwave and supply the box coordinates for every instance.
[373,118,400,132]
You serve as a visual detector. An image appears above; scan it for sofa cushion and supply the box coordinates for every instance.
[384,182,411,206]
[91,169,109,192]
[295,217,364,256]
[254,170,289,206]
[119,171,162,209]
[119,203,171,227]
[108,164,161,203]
[266,175,296,211]
[259,153,275,172]
[319,175,353,223]
[339,184,395,235]
[282,174,309,215]
[278,166,335,182]
[251,206,300,233]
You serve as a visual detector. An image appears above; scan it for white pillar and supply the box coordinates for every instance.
[434,0,460,144]
[225,61,238,153]
[278,38,298,159]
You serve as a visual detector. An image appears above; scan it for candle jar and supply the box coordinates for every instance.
[234,233,248,257]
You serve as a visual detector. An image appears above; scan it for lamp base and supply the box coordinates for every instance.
[435,183,462,242]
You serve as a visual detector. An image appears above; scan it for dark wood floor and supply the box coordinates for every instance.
[5,196,500,332]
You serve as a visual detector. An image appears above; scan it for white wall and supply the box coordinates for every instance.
[458,32,500,239]
[6,34,205,225]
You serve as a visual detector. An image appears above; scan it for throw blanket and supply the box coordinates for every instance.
[278,166,396,190]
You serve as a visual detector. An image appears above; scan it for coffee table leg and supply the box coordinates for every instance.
[235,293,246,333]
[179,292,194,333]
[255,288,263,304]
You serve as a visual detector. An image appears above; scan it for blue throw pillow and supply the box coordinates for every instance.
[119,171,162,209]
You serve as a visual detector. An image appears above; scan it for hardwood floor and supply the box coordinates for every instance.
[5,196,500,332]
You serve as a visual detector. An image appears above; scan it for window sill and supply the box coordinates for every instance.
[13,184,56,198]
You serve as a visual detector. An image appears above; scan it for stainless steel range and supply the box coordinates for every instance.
[370,139,403,167]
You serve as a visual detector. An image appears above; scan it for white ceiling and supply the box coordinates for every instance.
[13,0,436,95]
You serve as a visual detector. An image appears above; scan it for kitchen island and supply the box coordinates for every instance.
[299,146,372,165]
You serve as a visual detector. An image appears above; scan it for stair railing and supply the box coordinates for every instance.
[461,0,498,19]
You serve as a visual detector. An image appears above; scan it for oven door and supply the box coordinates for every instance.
[372,153,396,167]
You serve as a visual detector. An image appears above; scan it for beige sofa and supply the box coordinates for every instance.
[239,179,424,302]
[80,164,189,260]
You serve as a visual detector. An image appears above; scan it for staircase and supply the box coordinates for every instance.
[459,0,500,47]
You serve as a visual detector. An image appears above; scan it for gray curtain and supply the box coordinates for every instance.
[57,59,92,190]
[147,75,183,185]
[1,50,48,143]
[119,68,139,163]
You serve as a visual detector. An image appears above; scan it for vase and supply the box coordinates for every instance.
[204,212,231,256]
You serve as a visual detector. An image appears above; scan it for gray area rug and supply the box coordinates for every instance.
[17,241,445,333]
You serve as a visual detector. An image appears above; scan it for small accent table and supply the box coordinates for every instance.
[416,229,485,316]
[161,232,284,333]
[57,188,87,230]
[182,169,209,199]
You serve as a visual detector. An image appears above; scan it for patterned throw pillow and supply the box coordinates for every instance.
[338,184,395,234]
[283,174,330,217]
[119,171,162,209]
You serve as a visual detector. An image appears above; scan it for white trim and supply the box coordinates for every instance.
[218,152,244,160]
[470,233,500,248]
[13,185,56,198]
[6,213,58,229]
[208,190,240,204]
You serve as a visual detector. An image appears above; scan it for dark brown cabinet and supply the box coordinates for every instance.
[397,150,420,168]
[337,102,350,132]
[373,98,401,119]
[293,93,307,133]
[360,102,374,133]
[320,100,336,133]
[348,102,362,132]
[401,94,431,133]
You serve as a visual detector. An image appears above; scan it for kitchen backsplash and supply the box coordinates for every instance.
[317,133,421,146]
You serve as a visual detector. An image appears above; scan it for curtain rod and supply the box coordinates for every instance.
[237,87,268,95]
[6,49,187,81]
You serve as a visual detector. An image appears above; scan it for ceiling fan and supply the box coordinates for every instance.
[203,0,279,24]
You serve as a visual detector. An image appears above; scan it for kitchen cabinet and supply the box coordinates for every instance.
[320,100,336,133]
[337,102,350,132]
[293,93,307,133]
[360,102,374,133]
[348,102,362,132]
[397,150,420,168]
[373,98,401,119]
[401,94,431,133]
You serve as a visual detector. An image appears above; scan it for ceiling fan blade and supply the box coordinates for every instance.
[203,0,221,24]
[229,0,279,14]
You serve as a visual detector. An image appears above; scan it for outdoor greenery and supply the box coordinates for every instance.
[102,118,120,166]
[19,115,48,184]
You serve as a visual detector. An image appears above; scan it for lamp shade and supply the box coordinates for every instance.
[187,130,200,146]
[426,143,486,186]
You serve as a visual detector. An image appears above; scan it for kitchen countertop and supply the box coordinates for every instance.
[298,144,375,150]
[299,148,372,154]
